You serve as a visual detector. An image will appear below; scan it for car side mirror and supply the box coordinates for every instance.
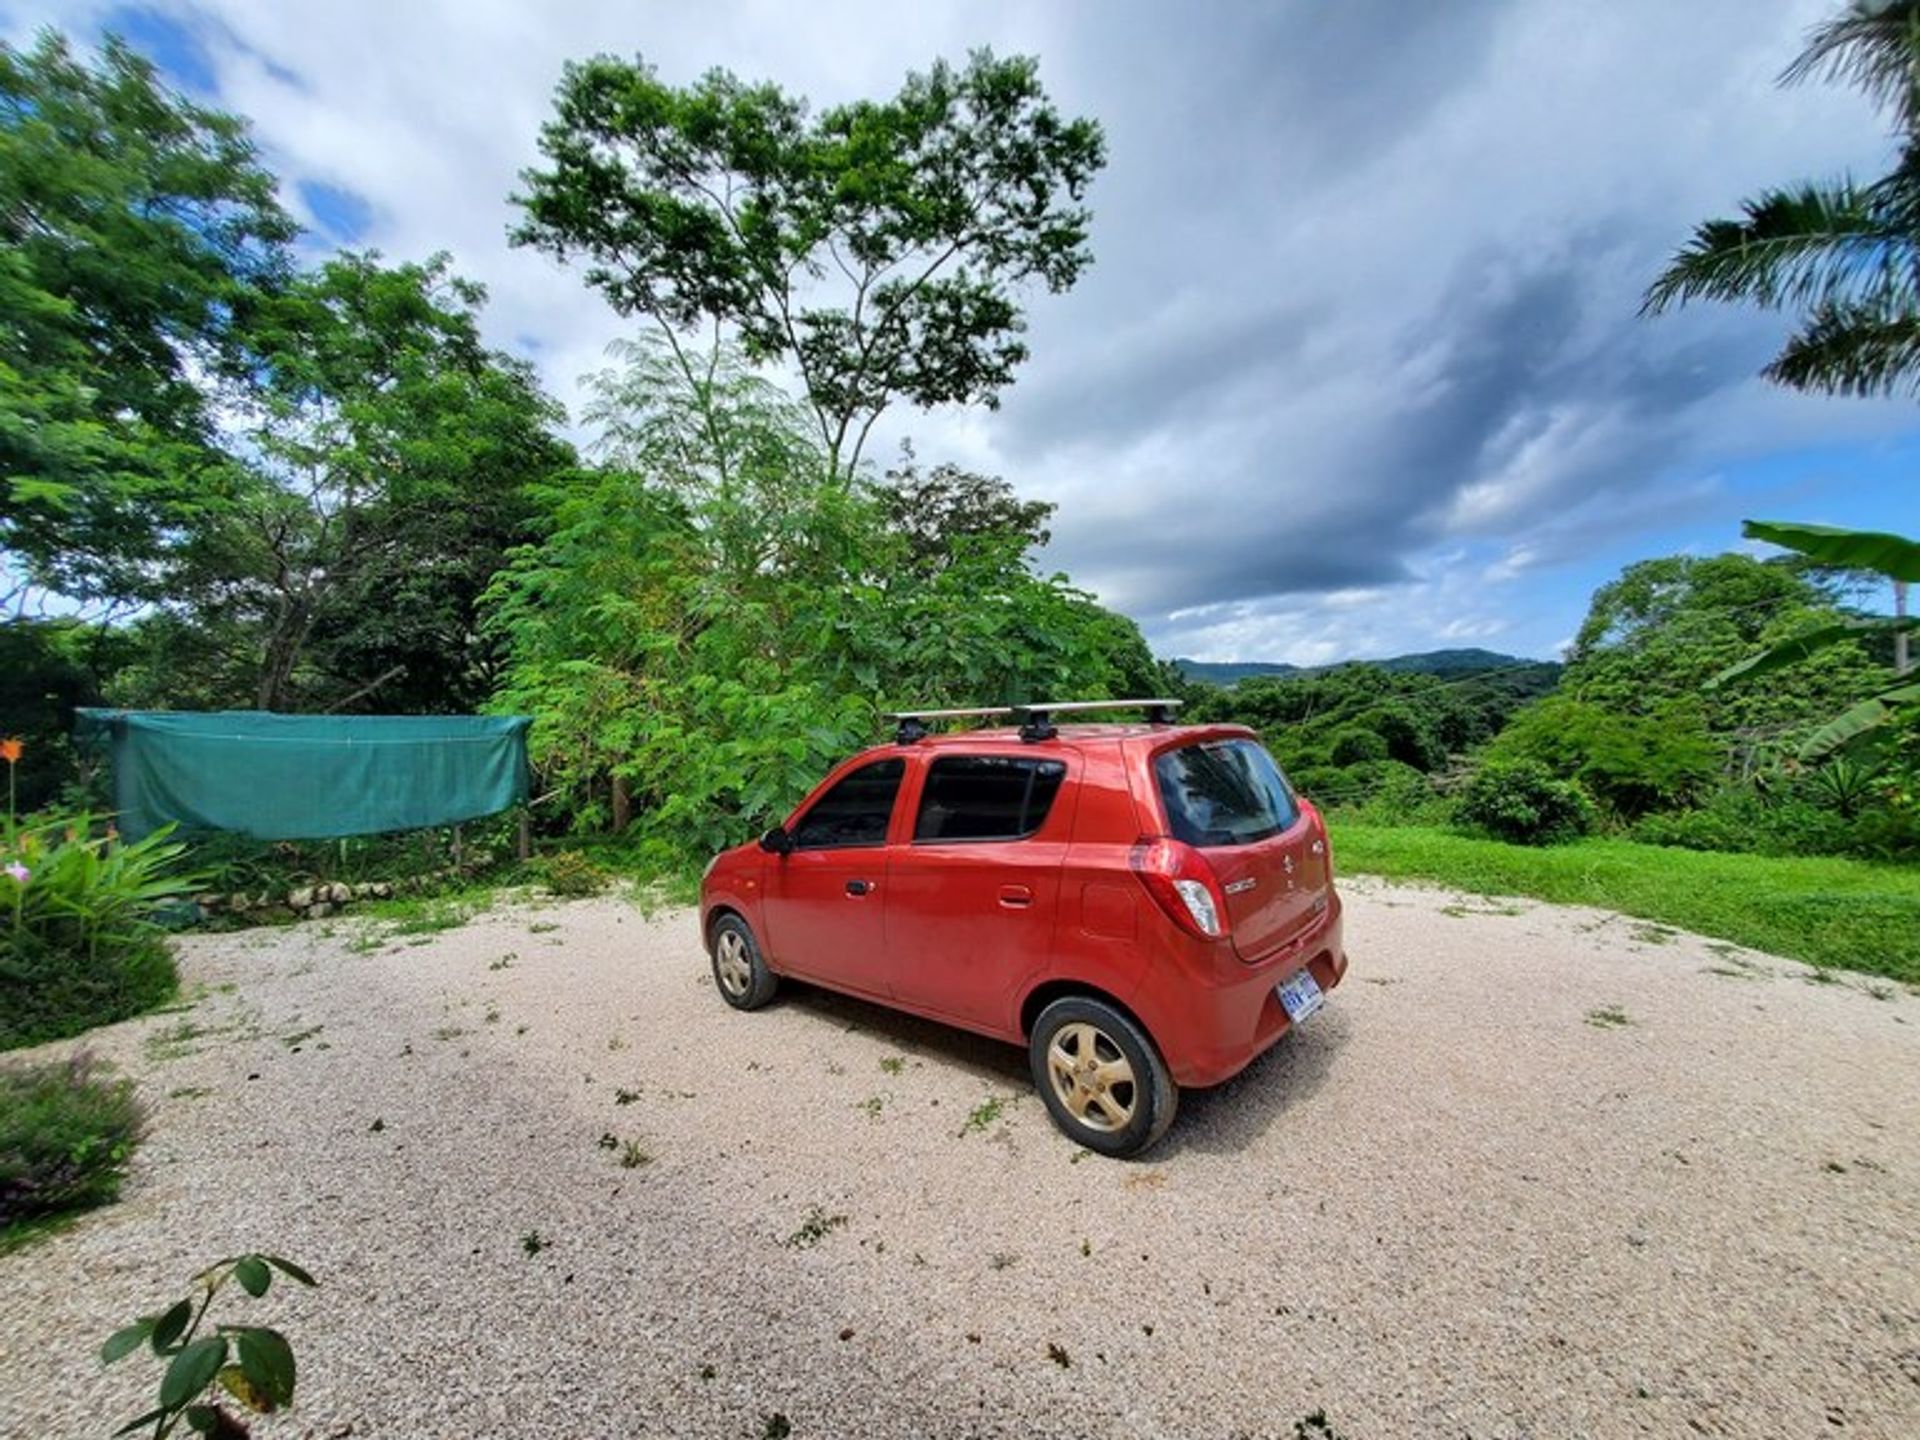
[759,825,794,856]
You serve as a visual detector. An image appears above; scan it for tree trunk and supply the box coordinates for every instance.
[611,773,632,833]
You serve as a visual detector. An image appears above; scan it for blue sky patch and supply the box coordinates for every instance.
[298,179,373,244]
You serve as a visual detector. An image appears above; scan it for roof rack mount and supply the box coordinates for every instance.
[882,706,1016,745]
[1014,697,1184,742]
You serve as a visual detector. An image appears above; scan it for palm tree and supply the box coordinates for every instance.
[1643,1,1920,399]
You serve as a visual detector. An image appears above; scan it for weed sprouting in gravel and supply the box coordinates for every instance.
[528,921,560,934]
[281,1024,324,1049]
[368,1117,385,1133]
[608,1034,627,1051]
[1080,1237,1092,1257]
[762,1414,792,1440]
[489,953,515,971]
[484,1006,501,1024]
[989,1251,1017,1271]
[699,1363,717,1381]
[596,1132,618,1151]
[167,1086,211,1101]
[614,1087,641,1105]
[619,1141,651,1169]
[1294,1411,1348,1440]
[521,1230,546,1256]
[1586,1005,1632,1029]
[431,1024,466,1041]
[878,1055,905,1075]
[857,1094,887,1119]
[1046,1342,1070,1367]
[786,1206,848,1248]
[960,1095,1007,1136]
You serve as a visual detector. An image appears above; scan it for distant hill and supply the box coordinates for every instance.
[1175,647,1551,686]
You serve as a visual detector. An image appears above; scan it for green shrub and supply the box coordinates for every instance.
[1630,784,1920,862]
[539,850,608,898]
[1329,728,1388,767]
[1331,760,1453,827]
[1455,760,1595,846]
[0,1053,143,1237]
[1,812,189,1050]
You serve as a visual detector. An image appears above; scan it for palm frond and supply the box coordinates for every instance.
[1741,519,1920,582]
[1641,182,1915,316]
[1765,295,1920,397]
[1782,0,1920,133]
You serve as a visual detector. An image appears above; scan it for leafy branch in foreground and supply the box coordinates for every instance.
[101,1254,316,1438]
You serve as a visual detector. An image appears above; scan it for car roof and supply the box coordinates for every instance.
[873,722,1256,753]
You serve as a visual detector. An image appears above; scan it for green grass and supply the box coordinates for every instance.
[0,1054,143,1248]
[1331,823,1920,985]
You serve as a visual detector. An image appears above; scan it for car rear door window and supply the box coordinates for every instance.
[1154,739,1298,847]
[914,756,1067,842]
[791,758,905,849]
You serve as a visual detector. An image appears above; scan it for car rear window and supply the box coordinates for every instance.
[1153,739,1298,847]
[792,758,905,849]
[914,756,1067,842]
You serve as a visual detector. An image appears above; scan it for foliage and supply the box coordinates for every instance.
[539,850,608,898]
[0,619,126,810]
[879,443,1055,574]
[136,252,572,713]
[1487,696,1721,817]
[0,30,294,603]
[1455,759,1595,846]
[1,809,190,1050]
[1331,822,1920,984]
[1644,1,1920,398]
[512,48,1105,476]
[0,1052,141,1240]
[487,338,1154,874]
[102,1253,316,1439]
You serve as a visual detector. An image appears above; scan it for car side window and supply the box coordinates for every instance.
[913,756,1068,843]
[790,758,906,850]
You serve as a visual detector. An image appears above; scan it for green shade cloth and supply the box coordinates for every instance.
[73,710,531,842]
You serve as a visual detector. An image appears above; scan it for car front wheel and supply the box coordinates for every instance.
[1028,996,1177,1158]
[709,913,778,1011]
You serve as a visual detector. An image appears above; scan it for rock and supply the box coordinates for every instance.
[194,893,225,911]
[229,892,253,913]
[288,886,316,910]
[306,902,336,920]
[367,881,394,900]
[327,882,352,905]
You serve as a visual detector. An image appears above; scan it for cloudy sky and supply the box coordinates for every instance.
[12,0,1919,662]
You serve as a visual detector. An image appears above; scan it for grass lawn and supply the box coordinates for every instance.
[1328,823,1920,986]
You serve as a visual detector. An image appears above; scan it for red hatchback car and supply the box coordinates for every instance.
[699,700,1347,1157]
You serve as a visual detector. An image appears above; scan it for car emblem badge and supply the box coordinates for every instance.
[1223,877,1257,895]
[1283,854,1295,874]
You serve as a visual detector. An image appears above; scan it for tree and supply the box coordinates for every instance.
[1643,1,1920,398]
[511,49,1105,477]
[0,31,294,603]
[879,442,1054,575]
[148,253,569,712]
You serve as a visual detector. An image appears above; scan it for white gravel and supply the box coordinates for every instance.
[2,877,1917,1439]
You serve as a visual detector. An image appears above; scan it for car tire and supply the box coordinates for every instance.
[1028,996,1178,1158]
[709,913,778,1011]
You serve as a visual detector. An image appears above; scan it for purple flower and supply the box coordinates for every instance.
[3,860,28,886]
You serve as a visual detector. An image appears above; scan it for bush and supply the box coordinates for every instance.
[1329,728,1388,766]
[539,850,608,898]
[1630,784,1920,862]
[0,1053,143,1236]
[1,813,188,1051]
[1455,760,1595,846]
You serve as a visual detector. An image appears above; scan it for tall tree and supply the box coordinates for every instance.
[1643,1,1920,398]
[511,49,1105,477]
[879,442,1055,576]
[151,253,570,712]
[0,31,294,604]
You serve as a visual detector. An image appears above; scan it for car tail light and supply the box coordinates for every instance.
[1130,837,1232,940]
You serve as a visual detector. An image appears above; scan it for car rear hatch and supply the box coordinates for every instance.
[1147,735,1330,962]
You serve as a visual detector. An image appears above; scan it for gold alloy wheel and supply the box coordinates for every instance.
[1045,1021,1138,1132]
[714,929,752,998]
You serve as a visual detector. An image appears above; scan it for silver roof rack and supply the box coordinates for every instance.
[883,706,1016,744]
[1014,698,1183,741]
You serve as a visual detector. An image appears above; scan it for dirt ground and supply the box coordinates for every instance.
[2,877,1916,1439]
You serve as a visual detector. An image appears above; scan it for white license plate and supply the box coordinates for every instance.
[1277,969,1324,1024]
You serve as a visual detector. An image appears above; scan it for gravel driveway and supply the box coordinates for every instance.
[2,877,1916,1439]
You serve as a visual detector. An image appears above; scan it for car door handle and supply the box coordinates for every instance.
[845,879,872,897]
[998,884,1033,908]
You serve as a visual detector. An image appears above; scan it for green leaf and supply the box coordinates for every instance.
[260,1255,316,1286]
[101,1320,154,1365]
[1741,520,1920,581]
[159,1337,228,1409]
[151,1299,194,1352]
[231,1256,271,1297]
[184,1405,219,1433]
[1708,615,1918,688]
[234,1326,297,1408]
[113,1407,169,1436]
[1798,680,1920,760]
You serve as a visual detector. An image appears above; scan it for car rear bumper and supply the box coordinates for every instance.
[1140,893,1347,1089]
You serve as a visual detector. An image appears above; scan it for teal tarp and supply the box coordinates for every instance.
[74,710,531,842]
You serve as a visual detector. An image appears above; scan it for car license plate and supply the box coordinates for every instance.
[1277,969,1324,1023]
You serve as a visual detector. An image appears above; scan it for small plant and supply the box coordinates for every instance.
[1586,1005,1632,1029]
[1080,1237,1091,1257]
[367,1118,385,1133]
[989,1251,1017,1271]
[1456,760,1595,846]
[528,921,560,934]
[762,1414,792,1440]
[100,1253,316,1439]
[1295,1411,1348,1440]
[488,954,514,971]
[959,1095,1007,1136]
[786,1205,848,1248]
[1,1053,143,1243]
[596,1132,618,1151]
[521,1230,546,1256]
[540,850,608,898]
[878,1055,905,1076]
[857,1095,886,1119]
[484,1006,500,1024]
[614,1087,641,1105]
[430,1025,466,1042]
[619,1141,651,1169]
[280,1025,323,1049]
[1046,1341,1071,1367]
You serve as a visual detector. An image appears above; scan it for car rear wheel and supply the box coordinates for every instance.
[1029,996,1177,1158]
[709,913,778,1011]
